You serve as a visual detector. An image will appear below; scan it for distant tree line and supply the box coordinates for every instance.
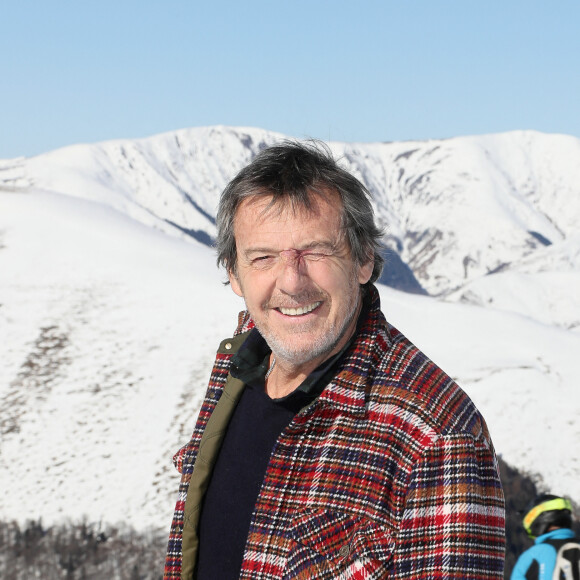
[0,458,578,579]
[0,518,165,580]
[500,455,541,576]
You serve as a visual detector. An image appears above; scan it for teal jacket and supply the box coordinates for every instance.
[511,528,577,580]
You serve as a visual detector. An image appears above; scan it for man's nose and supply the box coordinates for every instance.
[276,249,308,291]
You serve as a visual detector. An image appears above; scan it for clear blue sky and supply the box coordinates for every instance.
[2,0,579,159]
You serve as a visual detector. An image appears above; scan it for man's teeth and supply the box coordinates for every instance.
[278,302,321,316]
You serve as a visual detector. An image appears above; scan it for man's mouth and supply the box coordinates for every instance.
[276,301,322,317]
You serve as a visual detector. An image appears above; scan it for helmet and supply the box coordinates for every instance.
[523,494,573,538]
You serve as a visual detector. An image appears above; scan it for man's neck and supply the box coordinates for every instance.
[265,352,330,399]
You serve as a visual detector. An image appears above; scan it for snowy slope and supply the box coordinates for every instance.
[0,190,243,529]
[1,126,579,532]
[20,126,282,245]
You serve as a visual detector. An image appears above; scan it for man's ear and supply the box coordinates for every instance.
[357,259,374,285]
[228,270,243,297]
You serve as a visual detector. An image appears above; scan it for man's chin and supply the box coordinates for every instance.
[267,336,339,368]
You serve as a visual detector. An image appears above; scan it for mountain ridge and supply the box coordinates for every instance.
[3,126,578,303]
[1,126,578,531]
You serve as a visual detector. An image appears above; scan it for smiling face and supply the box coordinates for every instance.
[229,190,373,374]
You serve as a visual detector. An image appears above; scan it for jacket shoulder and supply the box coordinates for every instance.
[370,323,489,442]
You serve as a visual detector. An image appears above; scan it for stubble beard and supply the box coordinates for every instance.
[250,277,362,369]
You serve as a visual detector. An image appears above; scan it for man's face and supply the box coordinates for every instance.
[229,191,373,371]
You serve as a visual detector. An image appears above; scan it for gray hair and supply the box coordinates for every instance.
[216,140,384,285]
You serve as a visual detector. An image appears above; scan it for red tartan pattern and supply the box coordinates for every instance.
[164,286,505,579]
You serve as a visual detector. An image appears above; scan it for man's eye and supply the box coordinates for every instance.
[303,252,327,261]
[252,256,275,268]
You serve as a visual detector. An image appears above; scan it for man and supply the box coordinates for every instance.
[511,494,579,579]
[165,141,505,579]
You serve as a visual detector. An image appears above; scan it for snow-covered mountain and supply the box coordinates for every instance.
[6,126,580,304]
[1,126,579,532]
